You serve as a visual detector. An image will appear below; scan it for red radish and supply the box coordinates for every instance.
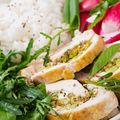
[86,15,103,34]
[80,12,89,32]
[105,33,120,44]
[92,21,102,35]
[80,0,100,12]
[100,2,120,35]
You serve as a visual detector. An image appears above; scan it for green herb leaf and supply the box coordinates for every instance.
[90,43,120,76]
[3,98,34,105]
[64,0,70,24]
[37,84,46,95]
[70,0,80,28]
[25,38,34,60]
[107,0,120,6]
[0,110,16,120]
[0,101,22,115]
[31,45,48,60]
[85,78,120,94]
[99,72,113,79]
[43,46,50,67]
[64,0,80,29]
[20,86,45,100]
[57,35,61,46]
[0,38,58,119]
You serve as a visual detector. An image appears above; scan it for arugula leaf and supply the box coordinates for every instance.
[0,110,16,120]
[90,43,120,76]
[37,84,46,95]
[0,39,58,120]
[23,111,41,120]
[64,0,80,29]
[0,101,22,115]
[20,86,45,100]
[3,98,33,105]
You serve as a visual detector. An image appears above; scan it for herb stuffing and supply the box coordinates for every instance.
[0,39,57,120]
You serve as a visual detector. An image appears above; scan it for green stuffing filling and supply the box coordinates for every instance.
[58,40,91,63]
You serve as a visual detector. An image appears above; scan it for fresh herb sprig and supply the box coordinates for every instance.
[40,28,72,66]
[85,76,120,94]
[64,0,80,30]
[88,0,120,29]
[0,40,56,120]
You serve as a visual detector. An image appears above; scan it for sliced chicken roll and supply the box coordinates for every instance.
[46,80,118,120]
[76,42,120,82]
[92,41,120,81]
[21,30,104,83]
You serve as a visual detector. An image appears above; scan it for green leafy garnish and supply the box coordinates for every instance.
[0,111,16,120]
[90,43,120,76]
[0,40,57,120]
[57,35,61,46]
[40,28,72,66]
[85,78,120,94]
[88,0,120,29]
[64,0,80,30]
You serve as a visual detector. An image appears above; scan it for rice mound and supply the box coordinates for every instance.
[0,0,71,53]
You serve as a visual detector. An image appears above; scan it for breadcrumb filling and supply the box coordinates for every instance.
[48,89,96,111]
[57,40,91,63]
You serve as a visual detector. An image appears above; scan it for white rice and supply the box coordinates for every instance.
[0,0,71,53]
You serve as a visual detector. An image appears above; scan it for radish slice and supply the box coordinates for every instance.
[105,33,120,44]
[80,12,89,32]
[100,2,120,35]
[80,0,100,12]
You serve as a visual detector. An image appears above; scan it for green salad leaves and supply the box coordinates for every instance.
[0,39,54,120]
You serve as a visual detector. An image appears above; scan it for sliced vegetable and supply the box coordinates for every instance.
[90,43,120,76]
[105,33,120,44]
[80,12,89,32]
[80,0,100,12]
[100,2,120,35]
[88,0,120,29]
